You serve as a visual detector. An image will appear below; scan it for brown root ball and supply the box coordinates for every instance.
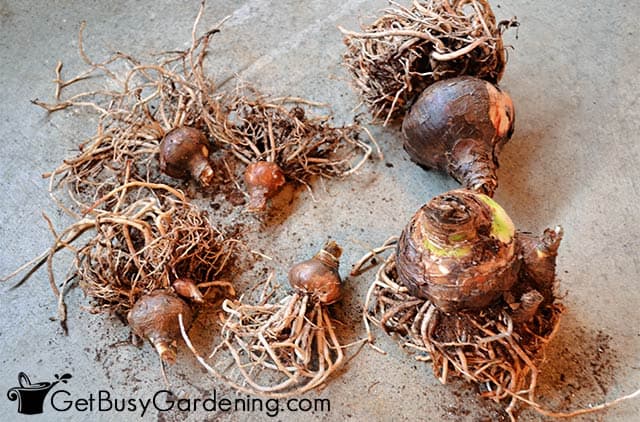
[244,161,286,212]
[288,241,343,305]
[396,189,518,312]
[159,127,214,186]
[402,77,515,196]
[127,290,193,364]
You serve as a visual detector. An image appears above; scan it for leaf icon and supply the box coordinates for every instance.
[54,373,72,384]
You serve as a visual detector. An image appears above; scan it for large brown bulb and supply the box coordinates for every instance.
[127,290,193,364]
[402,77,515,197]
[159,127,214,186]
[396,189,518,313]
[288,241,343,305]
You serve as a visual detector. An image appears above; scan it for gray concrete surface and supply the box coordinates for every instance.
[1,1,639,420]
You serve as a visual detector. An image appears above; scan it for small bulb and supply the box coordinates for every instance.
[288,241,343,305]
[244,161,286,212]
[159,127,214,186]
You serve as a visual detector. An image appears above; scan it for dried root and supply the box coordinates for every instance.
[217,88,379,189]
[77,185,235,317]
[181,276,354,397]
[37,6,377,215]
[5,182,235,326]
[341,0,514,123]
[357,238,639,420]
[38,7,229,213]
[367,253,561,419]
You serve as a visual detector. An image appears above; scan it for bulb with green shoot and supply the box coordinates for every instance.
[364,188,567,418]
[396,189,521,312]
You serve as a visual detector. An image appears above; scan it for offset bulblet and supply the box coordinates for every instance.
[517,226,563,303]
[172,278,205,303]
[244,161,286,212]
[127,290,193,364]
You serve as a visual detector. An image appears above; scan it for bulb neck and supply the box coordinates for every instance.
[448,138,498,197]
[314,241,342,270]
[246,188,269,212]
[153,339,177,365]
[190,155,214,187]
[422,192,491,250]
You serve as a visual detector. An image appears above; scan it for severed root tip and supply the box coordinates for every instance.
[519,226,564,299]
[539,226,564,256]
[448,138,499,197]
[511,290,544,323]
[172,278,205,303]
[153,339,177,365]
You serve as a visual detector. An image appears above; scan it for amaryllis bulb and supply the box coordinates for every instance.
[402,77,515,196]
[159,127,214,186]
[288,241,343,305]
[396,189,518,312]
[244,161,286,212]
[127,290,193,364]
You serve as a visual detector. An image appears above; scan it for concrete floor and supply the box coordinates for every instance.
[1,1,639,420]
